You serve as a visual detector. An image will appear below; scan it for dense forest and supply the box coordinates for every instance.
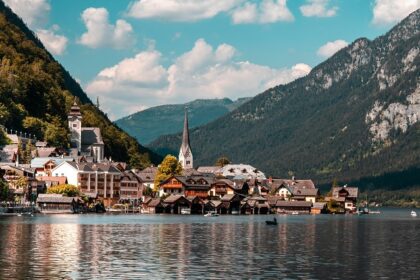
[0,2,160,168]
[150,10,420,187]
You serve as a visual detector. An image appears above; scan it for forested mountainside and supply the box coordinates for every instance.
[150,9,420,187]
[115,97,250,144]
[0,1,160,168]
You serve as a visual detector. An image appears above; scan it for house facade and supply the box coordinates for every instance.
[52,161,122,207]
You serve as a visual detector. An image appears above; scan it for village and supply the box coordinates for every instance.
[0,101,360,216]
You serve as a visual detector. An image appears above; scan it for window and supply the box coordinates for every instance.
[186,161,190,164]
[73,123,77,128]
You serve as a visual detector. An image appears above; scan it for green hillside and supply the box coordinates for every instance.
[115,97,250,144]
[150,9,420,187]
[0,1,160,168]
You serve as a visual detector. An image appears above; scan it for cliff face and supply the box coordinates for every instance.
[0,1,160,167]
[150,9,420,186]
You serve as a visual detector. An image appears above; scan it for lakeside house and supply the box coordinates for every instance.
[325,186,359,211]
[37,194,78,213]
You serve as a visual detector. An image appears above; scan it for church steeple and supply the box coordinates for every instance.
[68,99,82,152]
[179,108,193,169]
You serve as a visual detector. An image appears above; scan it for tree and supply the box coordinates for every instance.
[215,156,230,167]
[154,155,182,192]
[0,179,9,201]
[47,184,80,197]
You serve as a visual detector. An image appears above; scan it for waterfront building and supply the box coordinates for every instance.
[208,179,235,198]
[119,170,143,203]
[51,161,122,207]
[274,201,312,214]
[37,194,77,213]
[159,175,214,198]
[68,100,104,163]
[136,166,158,192]
[327,186,359,211]
[178,109,193,169]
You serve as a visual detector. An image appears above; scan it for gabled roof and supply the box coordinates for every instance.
[212,179,234,187]
[292,187,319,197]
[275,201,312,207]
[36,147,58,158]
[37,194,75,204]
[121,170,141,183]
[31,157,73,168]
[163,195,190,205]
[136,166,158,182]
[332,187,358,198]
[147,198,162,207]
[218,164,266,180]
[197,166,221,174]
[81,127,104,145]
[36,176,67,185]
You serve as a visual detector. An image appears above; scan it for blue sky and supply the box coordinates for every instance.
[3,0,419,119]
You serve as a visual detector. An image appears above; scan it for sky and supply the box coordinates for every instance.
[3,0,420,120]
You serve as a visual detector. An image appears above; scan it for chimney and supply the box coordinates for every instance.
[269,176,273,184]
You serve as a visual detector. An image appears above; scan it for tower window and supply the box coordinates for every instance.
[186,161,190,164]
[73,124,78,128]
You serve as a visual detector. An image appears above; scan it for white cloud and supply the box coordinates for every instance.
[317,40,348,58]
[127,0,241,21]
[79,7,134,49]
[3,0,50,28]
[86,39,310,120]
[372,0,420,25]
[232,0,294,24]
[36,25,68,55]
[232,2,257,24]
[300,0,338,18]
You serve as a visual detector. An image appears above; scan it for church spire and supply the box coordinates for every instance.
[179,107,193,169]
[181,107,190,154]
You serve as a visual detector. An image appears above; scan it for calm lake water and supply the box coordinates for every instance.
[0,208,419,279]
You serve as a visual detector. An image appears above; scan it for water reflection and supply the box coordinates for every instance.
[0,211,420,279]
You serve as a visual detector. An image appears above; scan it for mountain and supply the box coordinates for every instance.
[115,97,250,144]
[0,2,160,167]
[150,9,420,188]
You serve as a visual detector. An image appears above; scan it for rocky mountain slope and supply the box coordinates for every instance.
[150,9,420,187]
[115,97,250,144]
[0,1,160,167]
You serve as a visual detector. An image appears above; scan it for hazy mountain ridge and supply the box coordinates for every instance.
[115,97,251,144]
[149,9,420,187]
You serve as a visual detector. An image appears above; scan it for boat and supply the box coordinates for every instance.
[291,211,299,215]
[266,218,278,225]
[180,208,191,215]
[204,211,219,217]
[411,210,417,217]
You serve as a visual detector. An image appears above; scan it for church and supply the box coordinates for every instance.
[68,100,104,163]
[178,109,193,169]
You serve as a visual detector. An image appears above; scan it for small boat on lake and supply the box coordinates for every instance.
[204,211,219,217]
[411,210,417,217]
[291,211,299,215]
[266,217,278,225]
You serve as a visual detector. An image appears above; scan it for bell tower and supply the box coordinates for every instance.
[68,99,82,152]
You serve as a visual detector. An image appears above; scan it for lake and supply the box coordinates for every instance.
[0,208,419,279]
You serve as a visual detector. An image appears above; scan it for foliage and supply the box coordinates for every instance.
[362,187,420,208]
[143,186,153,197]
[47,184,80,197]
[115,98,250,145]
[154,155,183,191]
[150,14,420,187]
[0,127,10,146]
[0,3,160,168]
[14,176,28,189]
[0,179,9,201]
[215,156,231,167]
